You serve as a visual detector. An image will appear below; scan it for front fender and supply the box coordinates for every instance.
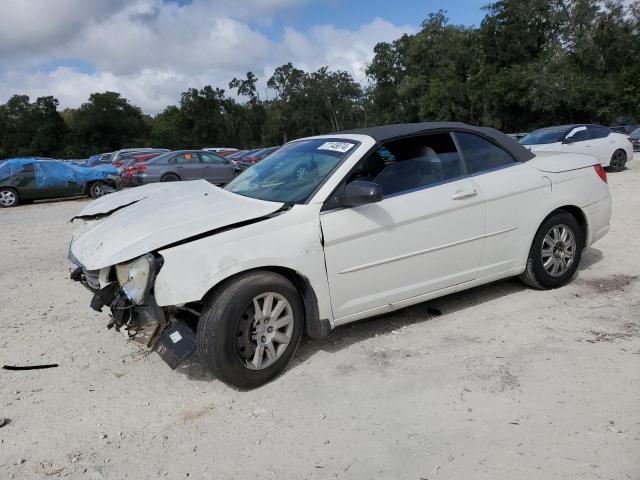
[153,205,334,323]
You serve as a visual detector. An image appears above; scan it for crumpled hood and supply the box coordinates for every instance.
[70,180,284,270]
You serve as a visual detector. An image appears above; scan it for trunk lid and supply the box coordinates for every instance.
[528,151,599,173]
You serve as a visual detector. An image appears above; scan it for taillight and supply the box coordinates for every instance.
[113,161,122,167]
[137,164,147,173]
[594,164,607,183]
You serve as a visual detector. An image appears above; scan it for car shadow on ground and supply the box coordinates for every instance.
[174,247,605,384]
[33,196,89,205]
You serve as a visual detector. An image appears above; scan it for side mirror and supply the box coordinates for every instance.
[336,180,384,208]
[562,136,574,144]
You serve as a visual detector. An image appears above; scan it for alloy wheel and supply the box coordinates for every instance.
[0,190,17,206]
[612,150,626,169]
[541,224,576,277]
[235,292,294,370]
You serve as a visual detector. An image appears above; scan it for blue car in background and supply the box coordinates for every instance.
[0,158,122,207]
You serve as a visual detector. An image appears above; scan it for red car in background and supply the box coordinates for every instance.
[120,152,164,185]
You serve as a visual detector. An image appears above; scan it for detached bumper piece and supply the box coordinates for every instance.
[87,283,196,369]
[155,322,197,369]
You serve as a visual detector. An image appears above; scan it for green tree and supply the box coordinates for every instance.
[148,106,182,150]
[71,91,149,154]
[0,95,68,157]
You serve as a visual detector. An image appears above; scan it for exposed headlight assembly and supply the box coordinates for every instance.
[115,254,155,305]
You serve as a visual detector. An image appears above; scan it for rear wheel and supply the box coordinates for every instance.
[0,188,20,207]
[608,149,627,172]
[197,271,304,389]
[161,173,180,182]
[519,212,584,289]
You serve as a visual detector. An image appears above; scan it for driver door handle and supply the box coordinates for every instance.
[451,189,477,200]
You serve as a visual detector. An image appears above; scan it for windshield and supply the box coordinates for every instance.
[630,128,640,139]
[521,128,568,145]
[225,138,359,204]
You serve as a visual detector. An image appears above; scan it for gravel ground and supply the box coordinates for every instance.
[1,159,639,480]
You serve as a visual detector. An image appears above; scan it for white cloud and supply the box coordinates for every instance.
[0,0,415,113]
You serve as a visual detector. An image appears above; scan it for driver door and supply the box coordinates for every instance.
[320,133,485,322]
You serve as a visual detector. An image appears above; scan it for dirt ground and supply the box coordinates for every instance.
[1,159,639,480]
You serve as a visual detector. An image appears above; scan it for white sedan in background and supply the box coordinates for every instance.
[521,124,633,171]
[69,122,612,388]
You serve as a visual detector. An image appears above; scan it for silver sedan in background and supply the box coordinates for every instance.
[130,150,237,186]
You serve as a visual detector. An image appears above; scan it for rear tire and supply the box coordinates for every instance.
[519,212,584,289]
[607,149,627,172]
[197,271,304,389]
[0,187,20,207]
[161,173,180,182]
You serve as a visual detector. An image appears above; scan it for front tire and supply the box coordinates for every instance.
[0,188,20,207]
[197,271,304,389]
[519,212,584,289]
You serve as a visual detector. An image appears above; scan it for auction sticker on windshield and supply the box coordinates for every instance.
[317,142,355,153]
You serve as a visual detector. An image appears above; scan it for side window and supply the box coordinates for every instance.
[565,126,589,143]
[455,132,518,174]
[588,126,610,140]
[174,152,197,164]
[200,152,224,164]
[346,133,465,196]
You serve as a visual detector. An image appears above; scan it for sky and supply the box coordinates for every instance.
[0,0,488,114]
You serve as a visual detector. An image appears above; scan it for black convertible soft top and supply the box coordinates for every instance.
[339,122,535,163]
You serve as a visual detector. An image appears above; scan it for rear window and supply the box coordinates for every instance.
[521,128,567,145]
[455,132,518,174]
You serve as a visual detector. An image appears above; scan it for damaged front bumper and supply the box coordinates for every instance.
[70,258,197,369]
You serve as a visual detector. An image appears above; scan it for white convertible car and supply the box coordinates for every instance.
[521,124,633,171]
[69,123,612,388]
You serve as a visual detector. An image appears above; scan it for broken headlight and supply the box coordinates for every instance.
[115,254,155,305]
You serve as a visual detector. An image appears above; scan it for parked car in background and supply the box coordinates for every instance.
[203,148,238,156]
[130,150,236,186]
[628,127,640,152]
[120,152,165,185]
[69,122,611,388]
[111,148,169,168]
[113,150,168,173]
[0,158,122,207]
[226,149,252,160]
[86,153,114,167]
[521,124,633,171]
[507,133,529,141]
[237,146,280,170]
[610,124,640,135]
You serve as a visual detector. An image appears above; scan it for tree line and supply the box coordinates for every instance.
[1,0,639,159]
